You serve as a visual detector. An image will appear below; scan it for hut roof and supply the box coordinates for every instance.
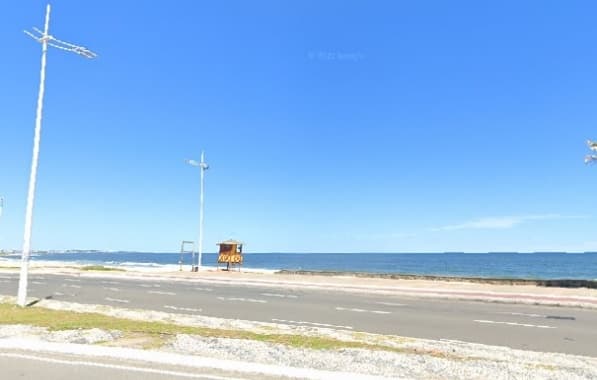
[217,239,243,245]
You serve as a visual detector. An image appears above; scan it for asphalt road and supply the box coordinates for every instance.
[0,349,281,380]
[1,272,597,356]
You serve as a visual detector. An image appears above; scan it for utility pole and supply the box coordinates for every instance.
[18,4,97,307]
[186,151,209,271]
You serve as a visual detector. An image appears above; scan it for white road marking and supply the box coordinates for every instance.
[0,275,13,280]
[194,287,213,292]
[497,312,546,318]
[139,284,152,288]
[53,292,64,296]
[103,287,120,292]
[62,284,81,289]
[164,305,203,313]
[101,281,121,285]
[261,293,298,299]
[474,319,556,329]
[105,297,130,304]
[64,278,80,282]
[148,290,176,296]
[217,297,267,304]
[0,280,11,283]
[375,301,406,307]
[335,306,391,315]
[32,281,46,285]
[271,318,353,330]
[0,352,249,380]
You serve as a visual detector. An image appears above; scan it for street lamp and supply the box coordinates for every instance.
[585,140,597,164]
[186,151,209,271]
[17,4,97,307]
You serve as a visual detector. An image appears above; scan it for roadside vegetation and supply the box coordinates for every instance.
[81,265,125,272]
[0,302,399,352]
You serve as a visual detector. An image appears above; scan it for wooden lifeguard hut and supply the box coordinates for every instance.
[216,240,243,271]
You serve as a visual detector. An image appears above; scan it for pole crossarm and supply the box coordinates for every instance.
[24,26,97,58]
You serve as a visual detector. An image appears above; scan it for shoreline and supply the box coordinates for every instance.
[276,270,597,289]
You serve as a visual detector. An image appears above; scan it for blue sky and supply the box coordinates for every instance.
[1,1,597,253]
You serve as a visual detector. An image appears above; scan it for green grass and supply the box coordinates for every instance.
[0,303,399,352]
[81,265,125,272]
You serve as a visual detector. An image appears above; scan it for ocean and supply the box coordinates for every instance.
[2,251,596,280]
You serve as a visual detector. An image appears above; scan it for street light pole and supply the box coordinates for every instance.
[18,4,96,307]
[186,151,209,271]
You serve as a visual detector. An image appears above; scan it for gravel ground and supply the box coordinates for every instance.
[0,323,595,379]
[1,297,597,379]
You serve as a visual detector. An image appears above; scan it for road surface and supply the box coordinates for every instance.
[0,272,596,356]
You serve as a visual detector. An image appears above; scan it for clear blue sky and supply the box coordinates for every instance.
[1,1,596,253]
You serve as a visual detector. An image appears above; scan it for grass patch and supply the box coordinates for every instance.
[0,303,395,352]
[81,265,125,272]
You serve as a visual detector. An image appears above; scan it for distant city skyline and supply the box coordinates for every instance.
[1,1,597,253]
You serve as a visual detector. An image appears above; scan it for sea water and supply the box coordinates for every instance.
[2,251,596,280]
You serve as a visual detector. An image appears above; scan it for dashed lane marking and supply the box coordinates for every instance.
[496,312,546,318]
[32,281,46,285]
[64,278,81,282]
[62,284,81,289]
[101,281,121,285]
[474,319,556,329]
[217,297,267,304]
[335,306,391,315]
[103,287,120,292]
[105,297,130,304]
[271,318,353,330]
[195,287,213,292]
[164,305,203,313]
[261,293,298,299]
[148,290,176,296]
[375,302,406,307]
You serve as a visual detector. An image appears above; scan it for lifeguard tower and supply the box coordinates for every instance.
[217,240,243,271]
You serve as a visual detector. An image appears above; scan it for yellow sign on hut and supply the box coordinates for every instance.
[217,240,243,271]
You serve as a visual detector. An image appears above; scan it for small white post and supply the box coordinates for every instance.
[18,4,51,307]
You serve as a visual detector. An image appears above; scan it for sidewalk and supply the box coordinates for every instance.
[14,261,595,309]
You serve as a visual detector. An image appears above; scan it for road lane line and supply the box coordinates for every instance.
[101,281,121,285]
[139,284,152,288]
[64,278,80,282]
[217,297,267,304]
[0,280,11,283]
[261,293,298,299]
[0,352,250,380]
[497,312,546,318]
[62,284,81,289]
[103,287,120,292]
[474,319,556,329]
[335,306,391,315]
[271,318,353,330]
[148,290,176,296]
[164,305,203,313]
[32,281,46,285]
[375,302,406,307]
[53,292,65,296]
[105,297,130,304]
[195,287,213,292]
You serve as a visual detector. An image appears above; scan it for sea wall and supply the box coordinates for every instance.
[275,270,597,289]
